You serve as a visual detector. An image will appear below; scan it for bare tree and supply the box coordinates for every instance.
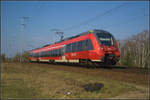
[119,30,149,68]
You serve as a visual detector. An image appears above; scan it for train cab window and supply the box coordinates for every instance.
[96,33,114,46]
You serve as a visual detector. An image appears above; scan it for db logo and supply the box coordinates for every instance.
[108,48,111,50]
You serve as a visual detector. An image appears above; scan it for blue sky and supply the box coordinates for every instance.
[1,1,149,57]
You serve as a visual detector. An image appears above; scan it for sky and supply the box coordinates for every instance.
[1,1,149,58]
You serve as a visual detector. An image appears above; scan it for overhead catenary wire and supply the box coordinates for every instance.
[63,2,130,32]
[104,14,148,29]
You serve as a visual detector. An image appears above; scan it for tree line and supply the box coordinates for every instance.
[118,30,149,68]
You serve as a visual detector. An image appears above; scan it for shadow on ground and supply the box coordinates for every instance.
[35,62,127,70]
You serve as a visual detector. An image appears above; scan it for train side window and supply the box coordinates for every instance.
[44,52,46,57]
[39,52,41,57]
[85,39,88,50]
[72,43,75,52]
[35,53,36,57]
[66,44,70,53]
[82,40,86,51]
[77,41,80,52]
[40,52,42,57]
[60,48,62,56]
[52,50,53,56]
[59,48,61,56]
[55,50,57,56]
[59,49,61,56]
[75,42,77,52]
[66,45,68,53]
[46,51,49,57]
[58,49,60,56]
[74,42,77,52]
[81,41,84,51]
[43,51,45,57]
[54,50,57,56]
[45,51,47,57]
[51,50,53,56]
[48,51,50,57]
[37,53,39,57]
[43,52,45,57]
[53,50,55,56]
[54,50,56,56]
[57,49,59,56]
[56,49,58,56]
[88,39,94,50]
[59,48,62,56]
[50,50,52,56]
[72,43,74,52]
[42,52,44,57]
[70,43,72,52]
[78,41,81,51]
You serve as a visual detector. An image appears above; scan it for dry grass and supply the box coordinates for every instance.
[1,62,149,99]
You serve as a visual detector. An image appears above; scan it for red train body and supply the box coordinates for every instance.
[29,29,120,65]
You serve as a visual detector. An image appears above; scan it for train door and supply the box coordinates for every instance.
[62,45,66,62]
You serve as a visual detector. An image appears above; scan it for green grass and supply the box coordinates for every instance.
[1,79,40,98]
[1,62,149,99]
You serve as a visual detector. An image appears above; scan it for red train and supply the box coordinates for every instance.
[29,29,120,66]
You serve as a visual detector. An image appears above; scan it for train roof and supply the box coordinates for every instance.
[29,29,111,52]
[55,29,110,43]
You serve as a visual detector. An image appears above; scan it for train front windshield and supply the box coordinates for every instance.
[96,33,115,46]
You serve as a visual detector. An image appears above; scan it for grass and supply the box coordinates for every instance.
[1,62,149,99]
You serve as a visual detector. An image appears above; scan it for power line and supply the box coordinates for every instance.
[63,2,129,32]
[104,14,148,29]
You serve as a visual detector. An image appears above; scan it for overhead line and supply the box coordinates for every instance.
[63,2,129,31]
[104,14,148,29]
